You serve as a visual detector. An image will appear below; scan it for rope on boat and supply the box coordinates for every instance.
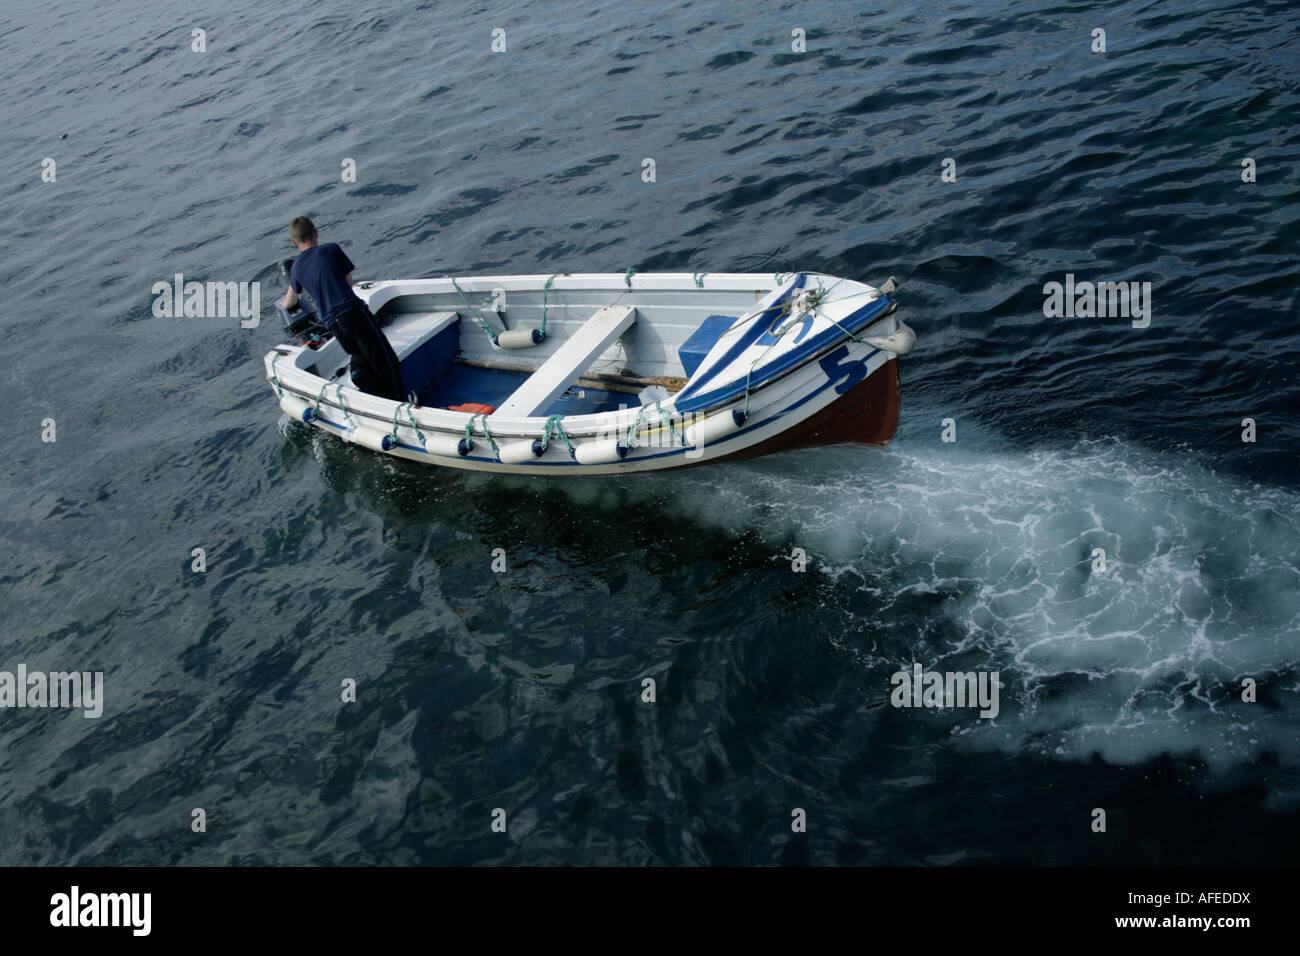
[451,277,500,345]
[816,310,870,345]
[332,383,356,428]
[693,272,707,288]
[622,400,688,448]
[717,272,806,339]
[311,381,357,428]
[654,400,686,445]
[815,288,877,307]
[310,382,356,426]
[540,274,559,338]
[624,267,636,288]
[624,403,651,448]
[805,275,897,346]
[465,413,499,457]
[739,279,823,418]
[539,414,576,458]
[741,363,761,418]
[391,402,427,451]
[268,355,284,398]
[735,275,901,416]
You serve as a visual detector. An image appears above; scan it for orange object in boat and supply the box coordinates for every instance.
[448,403,497,414]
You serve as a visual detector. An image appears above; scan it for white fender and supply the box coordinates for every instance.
[350,426,396,452]
[574,439,630,465]
[427,433,472,457]
[497,329,544,349]
[683,408,748,446]
[497,438,544,463]
[280,394,315,422]
[860,319,915,355]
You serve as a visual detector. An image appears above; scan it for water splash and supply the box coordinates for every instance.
[515,429,1300,795]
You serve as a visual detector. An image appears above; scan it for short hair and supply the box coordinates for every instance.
[290,216,317,242]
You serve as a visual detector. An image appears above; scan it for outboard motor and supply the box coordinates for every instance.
[275,258,331,349]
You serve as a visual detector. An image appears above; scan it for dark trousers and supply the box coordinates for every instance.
[331,305,406,402]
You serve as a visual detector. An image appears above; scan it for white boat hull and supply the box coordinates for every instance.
[264,271,912,476]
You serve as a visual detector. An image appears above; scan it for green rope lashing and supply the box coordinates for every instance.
[391,402,427,451]
[466,413,499,456]
[268,355,284,398]
[539,414,576,458]
[654,401,685,445]
[773,272,790,285]
[693,272,707,288]
[404,404,427,449]
[311,381,330,419]
[624,403,651,448]
[333,383,356,428]
[624,267,636,288]
[818,311,870,345]
[389,404,404,448]
[541,274,558,337]
[451,277,499,345]
[311,381,355,428]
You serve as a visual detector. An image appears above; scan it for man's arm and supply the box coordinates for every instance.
[281,286,299,309]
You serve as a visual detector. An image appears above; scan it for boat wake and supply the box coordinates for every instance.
[513,423,1300,798]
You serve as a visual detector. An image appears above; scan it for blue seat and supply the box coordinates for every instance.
[678,315,736,379]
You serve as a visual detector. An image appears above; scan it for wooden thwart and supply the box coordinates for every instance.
[455,357,685,394]
[493,306,637,417]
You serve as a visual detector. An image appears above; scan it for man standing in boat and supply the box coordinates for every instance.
[279,217,406,402]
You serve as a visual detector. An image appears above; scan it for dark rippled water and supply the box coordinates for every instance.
[1,0,1297,865]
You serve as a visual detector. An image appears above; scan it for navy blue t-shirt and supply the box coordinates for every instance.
[290,242,364,328]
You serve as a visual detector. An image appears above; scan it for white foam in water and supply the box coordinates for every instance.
[618,432,1300,799]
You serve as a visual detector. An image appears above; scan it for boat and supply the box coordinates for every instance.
[263,270,915,474]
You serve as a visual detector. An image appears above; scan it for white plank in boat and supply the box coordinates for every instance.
[495,305,636,418]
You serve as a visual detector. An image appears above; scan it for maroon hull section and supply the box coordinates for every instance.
[659,358,900,470]
[719,356,901,463]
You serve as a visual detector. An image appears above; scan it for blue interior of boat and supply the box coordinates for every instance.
[677,315,736,377]
[398,323,628,415]
[394,312,737,417]
[418,364,628,415]
[398,322,459,397]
